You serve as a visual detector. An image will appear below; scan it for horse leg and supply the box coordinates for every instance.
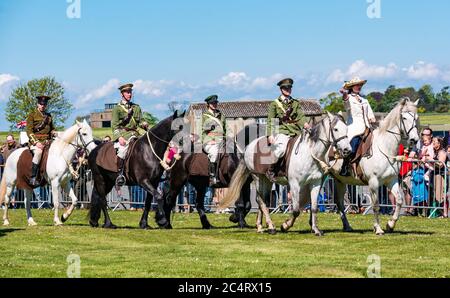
[61,181,78,223]
[3,184,14,226]
[256,177,276,234]
[89,187,102,227]
[386,179,403,233]
[51,180,63,226]
[194,184,212,229]
[25,189,37,226]
[102,198,117,229]
[256,208,264,233]
[369,180,384,235]
[139,191,153,230]
[281,181,301,233]
[309,182,324,236]
[334,180,353,232]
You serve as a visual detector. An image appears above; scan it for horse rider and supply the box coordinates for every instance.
[339,77,376,176]
[202,95,226,187]
[266,78,310,182]
[26,95,56,187]
[112,83,149,187]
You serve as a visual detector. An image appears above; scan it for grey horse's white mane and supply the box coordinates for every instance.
[378,97,418,133]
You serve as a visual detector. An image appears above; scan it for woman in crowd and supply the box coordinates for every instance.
[431,137,448,218]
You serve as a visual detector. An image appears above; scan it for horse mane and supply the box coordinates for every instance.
[54,124,79,151]
[309,114,342,143]
[378,98,417,133]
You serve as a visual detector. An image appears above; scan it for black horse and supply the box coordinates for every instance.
[159,136,252,230]
[88,111,184,229]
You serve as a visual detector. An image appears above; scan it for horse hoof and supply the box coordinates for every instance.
[89,220,99,228]
[61,214,68,223]
[202,224,214,230]
[374,227,385,236]
[267,229,277,235]
[139,222,153,230]
[312,229,324,236]
[3,220,10,226]
[343,226,354,233]
[103,223,117,229]
[229,214,238,224]
[385,224,394,234]
[28,219,37,226]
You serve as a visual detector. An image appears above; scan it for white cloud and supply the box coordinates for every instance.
[326,60,398,84]
[133,79,170,97]
[76,78,120,108]
[403,61,440,80]
[218,72,250,87]
[0,74,20,101]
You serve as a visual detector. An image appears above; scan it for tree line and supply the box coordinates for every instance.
[320,84,450,114]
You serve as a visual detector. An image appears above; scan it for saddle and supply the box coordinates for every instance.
[329,128,373,181]
[253,135,299,178]
[188,153,230,188]
[16,142,51,190]
[95,138,138,176]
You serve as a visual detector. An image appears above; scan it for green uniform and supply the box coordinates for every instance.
[112,101,145,141]
[26,109,55,145]
[202,109,226,144]
[266,96,305,137]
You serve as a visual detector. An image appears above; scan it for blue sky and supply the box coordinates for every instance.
[1,0,450,130]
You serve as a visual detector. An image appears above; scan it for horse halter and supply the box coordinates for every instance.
[72,128,96,155]
[388,111,418,141]
[327,115,347,148]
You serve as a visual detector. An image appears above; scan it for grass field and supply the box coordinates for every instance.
[419,113,450,126]
[1,210,449,278]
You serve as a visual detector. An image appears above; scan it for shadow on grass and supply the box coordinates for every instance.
[0,228,25,238]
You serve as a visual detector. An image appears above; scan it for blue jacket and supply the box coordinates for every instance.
[411,167,428,205]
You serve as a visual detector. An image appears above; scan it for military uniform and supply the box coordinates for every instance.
[26,95,55,186]
[266,79,305,159]
[111,83,147,187]
[202,95,226,186]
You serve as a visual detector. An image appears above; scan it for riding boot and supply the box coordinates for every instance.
[29,163,40,187]
[209,162,219,187]
[339,156,351,177]
[115,158,126,187]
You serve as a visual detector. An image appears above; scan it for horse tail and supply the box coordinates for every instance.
[0,174,7,207]
[219,161,250,209]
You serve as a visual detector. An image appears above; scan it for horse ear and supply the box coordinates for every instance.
[338,111,343,117]
[173,110,178,118]
[413,99,420,106]
[180,110,186,118]
[76,120,81,126]
[326,111,333,119]
[400,97,408,106]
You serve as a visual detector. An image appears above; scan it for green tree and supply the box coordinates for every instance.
[418,84,435,112]
[435,86,450,113]
[142,111,159,127]
[6,77,73,130]
[319,92,345,113]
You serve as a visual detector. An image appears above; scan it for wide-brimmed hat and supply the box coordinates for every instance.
[118,83,134,92]
[343,77,367,90]
[36,95,51,104]
[277,78,294,88]
[205,95,219,104]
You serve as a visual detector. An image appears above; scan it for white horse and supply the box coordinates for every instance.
[0,120,97,226]
[220,112,352,235]
[315,98,420,235]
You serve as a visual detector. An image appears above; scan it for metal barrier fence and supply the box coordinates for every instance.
[1,160,448,218]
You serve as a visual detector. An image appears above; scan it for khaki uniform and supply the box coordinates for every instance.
[266,96,305,159]
[26,109,55,164]
[111,101,145,159]
[202,109,226,163]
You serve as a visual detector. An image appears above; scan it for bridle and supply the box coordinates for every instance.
[386,111,418,142]
[315,115,348,149]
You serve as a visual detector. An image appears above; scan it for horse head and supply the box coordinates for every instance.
[398,97,420,147]
[326,111,352,157]
[75,119,97,155]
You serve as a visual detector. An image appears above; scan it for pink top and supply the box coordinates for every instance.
[166,147,178,162]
